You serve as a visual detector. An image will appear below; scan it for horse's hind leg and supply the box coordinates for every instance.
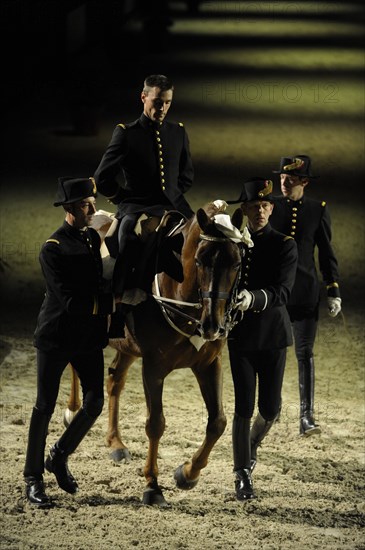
[174,357,227,490]
[107,351,135,462]
[64,364,81,427]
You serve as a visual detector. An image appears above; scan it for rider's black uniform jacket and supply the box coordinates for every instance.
[229,223,298,351]
[270,196,341,307]
[34,221,114,353]
[94,113,194,220]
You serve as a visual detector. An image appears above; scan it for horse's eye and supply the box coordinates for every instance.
[195,258,202,268]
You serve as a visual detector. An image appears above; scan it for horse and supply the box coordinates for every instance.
[66,201,245,506]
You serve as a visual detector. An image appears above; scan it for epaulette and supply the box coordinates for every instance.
[117,123,126,129]
[321,201,326,207]
[46,239,60,245]
[178,122,184,127]
[283,235,294,241]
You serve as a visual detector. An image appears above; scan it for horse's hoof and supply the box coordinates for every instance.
[110,448,131,463]
[174,464,199,490]
[142,486,170,507]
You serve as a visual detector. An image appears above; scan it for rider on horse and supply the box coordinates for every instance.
[93,75,194,337]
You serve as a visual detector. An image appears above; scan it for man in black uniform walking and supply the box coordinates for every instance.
[270,155,342,437]
[23,177,119,507]
[94,74,194,336]
[226,178,298,500]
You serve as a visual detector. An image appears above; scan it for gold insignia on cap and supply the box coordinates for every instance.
[89,177,97,194]
[178,122,184,127]
[283,158,305,171]
[258,180,273,198]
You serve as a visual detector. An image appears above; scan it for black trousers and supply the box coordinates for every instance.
[287,305,318,362]
[112,214,141,294]
[228,342,286,420]
[35,348,105,418]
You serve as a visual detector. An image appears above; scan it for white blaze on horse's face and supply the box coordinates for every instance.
[195,239,241,341]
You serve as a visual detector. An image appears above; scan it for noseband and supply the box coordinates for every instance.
[152,232,243,338]
[198,233,242,306]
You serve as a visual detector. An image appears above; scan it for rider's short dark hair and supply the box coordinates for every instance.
[143,75,174,92]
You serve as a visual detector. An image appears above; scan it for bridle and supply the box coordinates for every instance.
[151,232,243,339]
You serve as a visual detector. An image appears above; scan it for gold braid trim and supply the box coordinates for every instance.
[258,180,273,198]
[283,158,305,171]
[89,177,97,194]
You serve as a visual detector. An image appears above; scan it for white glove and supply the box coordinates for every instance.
[327,297,342,317]
[236,289,253,312]
[213,199,228,211]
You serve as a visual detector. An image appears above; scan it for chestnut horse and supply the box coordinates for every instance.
[67,202,244,506]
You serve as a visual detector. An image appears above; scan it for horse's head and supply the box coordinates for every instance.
[192,206,244,341]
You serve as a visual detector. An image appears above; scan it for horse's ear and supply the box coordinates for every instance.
[196,208,209,233]
[231,208,243,230]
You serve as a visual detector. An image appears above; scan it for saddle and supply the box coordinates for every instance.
[104,211,186,288]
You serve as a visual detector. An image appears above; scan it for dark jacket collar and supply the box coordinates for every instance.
[284,195,306,206]
[249,222,272,240]
[139,113,163,131]
[62,220,88,239]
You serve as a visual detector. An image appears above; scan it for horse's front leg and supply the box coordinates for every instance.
[174,356,227,490]
[106,351,135,462]
[141,362,168,507]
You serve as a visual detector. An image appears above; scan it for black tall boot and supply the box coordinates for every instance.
[108,238,142,339]
[232,414,255,500]
[299,357,321,437]
[250,412,275,472]
[45,407,96,493]
[108,254,128,339]
[108,303,127,339]
[24,407,52,507]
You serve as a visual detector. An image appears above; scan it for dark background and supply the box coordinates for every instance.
[1,0,364,334]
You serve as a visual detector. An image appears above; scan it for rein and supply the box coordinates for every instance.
[153,274,201,339]
[151,231,243,340]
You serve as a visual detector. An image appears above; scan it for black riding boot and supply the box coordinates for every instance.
[45,407,96,494]
[108,253,129,339]
[250,412,275,472]
[299,357,321,437]
[108,303,126,339]
[232,414,255,500]
[24,407,52,507]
